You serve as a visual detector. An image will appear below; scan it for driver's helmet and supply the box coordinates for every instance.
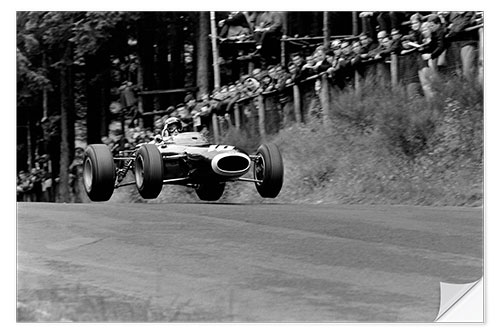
[163,117,183,136]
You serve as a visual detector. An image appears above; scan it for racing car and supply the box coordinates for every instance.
[82,131,284,202]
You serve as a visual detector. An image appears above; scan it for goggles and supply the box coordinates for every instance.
[167,123,181,133]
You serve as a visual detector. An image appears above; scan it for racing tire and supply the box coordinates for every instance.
[195,182,226,201]
[135,144,164,199]
[83,144,116,202]
[254,143,284,198]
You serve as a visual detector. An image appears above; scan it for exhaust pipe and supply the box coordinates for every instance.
[211,152,251,177]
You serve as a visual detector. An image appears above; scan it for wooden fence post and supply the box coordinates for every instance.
[281,39,286,67]
[320,75,331,126]
[234,102,241,129]
[478,27,483,86]
[211,112,220,142]
[293,85,302,123]
[354,70,361,96]
[257,95,266,139]
[390,53,399,90]
[248,61,255,75]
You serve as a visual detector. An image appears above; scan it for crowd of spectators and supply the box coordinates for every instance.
[105,11,482,146]
[17,147,89,203]
[217,11,482,100]
[17,154,54,202]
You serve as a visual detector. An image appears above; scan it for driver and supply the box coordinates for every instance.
[162,117,183,138]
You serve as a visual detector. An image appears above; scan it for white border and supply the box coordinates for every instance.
[4,1,497,332]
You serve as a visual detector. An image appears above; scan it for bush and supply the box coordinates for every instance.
[263,75,483,206]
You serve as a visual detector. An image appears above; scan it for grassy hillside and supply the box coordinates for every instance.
[219,76,483,206]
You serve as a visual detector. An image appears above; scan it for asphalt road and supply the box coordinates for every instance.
[16,202,483,322]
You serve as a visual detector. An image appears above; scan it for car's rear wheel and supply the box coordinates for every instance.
[195,182,226,201]
[83,144,116,202]
[254,143,284,198]
[135,144,164,199]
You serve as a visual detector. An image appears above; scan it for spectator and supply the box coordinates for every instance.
[291,53,305,69]
[350,40,369,79]
[40,169,53,202]
[446,11,479,80]
[351,40,366,62]
[340,41,354,60]
[368,31,392,60]
[186,93,200,115]
[243,76,261,96]
[17,171,32,201]
[313,46,331,73]
[389,29,403,54]
[400,14,425,98]
[219,11,252,40]
[421,14,447,73]
[275,72,294,127]
[218,11,254,82]
[251,67,265,82]
[185,94,205,132]
[166,105,177,117]
[365,31,392,84]
[359,12,377,41]
[289,53,309,83]
[377,12,407,35]
[253,11,284,66]
[376,12,392,34]
[69,147,85,203]
[380,35,394,58]
[259,74,275,93]
[359,33,377,53]
[335,41,356,89]
[416,21,438,101]
[286,62,299,84]
[402,13,424,47]
[301,55,318,78]
[33,154,53,202]
[176,103,193,131]
[29,167,43,202]
[119,81,139,128]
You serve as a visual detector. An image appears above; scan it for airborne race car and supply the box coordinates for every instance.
[83,132,284,202]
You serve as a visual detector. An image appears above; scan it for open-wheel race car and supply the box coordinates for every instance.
[82,131,284,202]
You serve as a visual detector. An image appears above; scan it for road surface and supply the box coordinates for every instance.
[17,202,483,322]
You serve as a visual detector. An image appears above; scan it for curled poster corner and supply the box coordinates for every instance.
[435,278,483,322]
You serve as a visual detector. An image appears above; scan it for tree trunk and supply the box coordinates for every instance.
[210,12,221,90]
[58,45,74,203]
[352,11,359,36]
[170,14,185,90]
[323,12,330,49]
[196,11,210,97]
[85,47,110,144]
[42,52,49,119]
[26,119,32,170]
[137,14,155,113]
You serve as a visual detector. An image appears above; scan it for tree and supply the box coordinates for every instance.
[17,11,128,201]
[196,12,210,97]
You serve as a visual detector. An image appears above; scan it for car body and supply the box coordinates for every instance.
[83,132,284,202]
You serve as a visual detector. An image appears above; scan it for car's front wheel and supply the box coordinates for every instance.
[254,143,284,198]
[83,144,116,202]
[135,144,164,199]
